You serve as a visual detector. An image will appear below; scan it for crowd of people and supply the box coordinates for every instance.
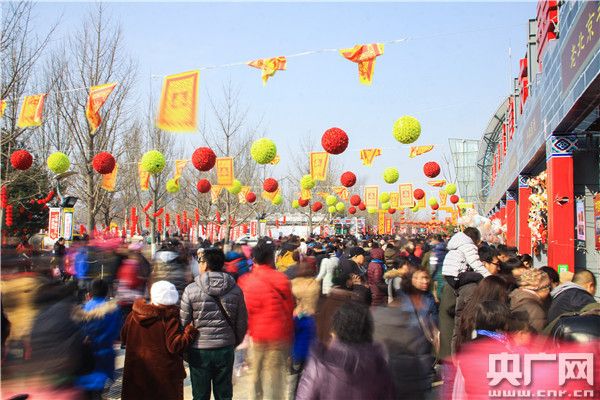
[1,228,599,400]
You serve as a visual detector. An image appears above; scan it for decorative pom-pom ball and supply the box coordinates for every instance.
[197,179,211,193]
[166,178,180,193]
[368,207,377,214]
[227,179,242,195]
[428,197,438,206]
[340,171,356,188]
[263,178,279,193]
[413,188,425,200]
[350,195,361,206]
[328,205,336,213]
[358,202,366,211]
[272,194,283,205]
[411,205,420,212]
[250,138,277,164]
[92,152,116,174]
[380,192,390,203]
[192,147,216,171]
[445,183,457,195]
[312,202,323,212]
[431,203,439,210]
[423,161,441,178]
[388,208,397,214]
[348,206,357,214]
[381,202,391,210]
[321,127,349,154]
[292,200,300,209]
[300,175,316,190]
[326,195,337,206]
[246,192,257,203]
[383,167,399,184]
[11,150,33,171]
[298,198,309,207]
[392,116,421,144]
[450,194,459,204]
[47,152,70,174]
[335,202,345,212]
[141,150,166,174]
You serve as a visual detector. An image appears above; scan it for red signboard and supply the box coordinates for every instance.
[48,207,61,240]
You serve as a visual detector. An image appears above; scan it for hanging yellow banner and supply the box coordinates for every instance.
[156,70,199,132]
[427,179,446,187]
[101,164,118,192]
[17,94,46,127]
[173,159,188,184]
[309,152,329,181]
[417,194,426,209]
[211,185,223,203]
[359,148,382,166]
[333,186,349,201]
[262,187,280,201]
[389,192,399,208]
[408,145,434,158]
[300,188,312,200]
[247,56,287,85]
[317,192,329,199]
[216,157,234,186]
[385,215,392,234]
[138,162,150,191]
[340,43,385,85]
[0,100,6,119]
[238,186,251,204]
[398,183,414,208]
[378,210,386,234]
[439,190,448,207]
[269,155,281,165]
[364,185,379,208]
[86,82,117,134]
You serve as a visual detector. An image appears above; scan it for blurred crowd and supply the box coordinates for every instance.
[1,228,599,400]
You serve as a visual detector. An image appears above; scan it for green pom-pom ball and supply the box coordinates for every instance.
[445,183,457,195]
[292,200,300,209]
[300,175,316,190]
[326,195,337,206]
[382,202,391,210]
[392,115,421,144]
[250,138,277,164]
[328,205,336,213]
[166,178,180,193]
[380,192,390,203]
[428,197,438,206]
[47,152,70,174]
[272,194,283,206]
[368,207,377,214]
[335,202,345,212]
[227,179,242,195]
[383,167,399,184]
[141,150,166,174]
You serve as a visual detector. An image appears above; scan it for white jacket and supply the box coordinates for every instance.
[316,256,338,295]
[441,232,489,278]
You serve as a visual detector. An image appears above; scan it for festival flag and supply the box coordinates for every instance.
[385,216,392,234]
[309,152,329,181]
[269,155,281,165]
[211,185,223,203]
[333,186,349,201]
[216,157,234,186]
[156,70,199,132]
[359,148,382,166]
[427,179,446,187]
[138,162,150,191]
[262,187,280,201]
[364,185,379,208]
[0,100,6,119]
[238,186,251,204]
[398,183,414,208]
[408,145,434,158]
[378,211,386,234]
[85,82,117,134]
[17,94,46,127]
[439,190,448,207]
[173,159,188,184]
[101,164,118,192]
[389,192,399,208]
[247,56,287,85]
[339,43,384,85]
[300,188,312,200]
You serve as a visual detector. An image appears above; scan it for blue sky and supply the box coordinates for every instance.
[34,1,535,195]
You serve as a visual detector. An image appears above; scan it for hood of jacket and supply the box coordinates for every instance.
[154,250,180,264]
[550,281,589,299]
[131,298,179,327]
[384,268,403,280]
[510,287,543,307]
[447,232,474,251]
[370,248,384,260]
[73,298,119,322]
[195,271,236,297]
[312,339,387,375]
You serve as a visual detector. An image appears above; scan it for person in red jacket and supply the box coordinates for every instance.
[238,237,294,400]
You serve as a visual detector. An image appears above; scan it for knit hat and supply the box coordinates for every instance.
[150,280,179,306]
[518,270,551,291]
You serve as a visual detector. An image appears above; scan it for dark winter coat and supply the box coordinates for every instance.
[367,251,387,306]
[316,286,371,344]
[121,299,198,400]
[295,339,396,400]
[151,251,189,299]
[509,288,547,333]
[545,303,600,344]
[180,272,248,348]
[547,282,596,323]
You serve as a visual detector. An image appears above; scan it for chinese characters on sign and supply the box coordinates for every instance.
[364,185,379,208]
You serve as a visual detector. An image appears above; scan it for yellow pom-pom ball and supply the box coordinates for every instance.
[300,175,316,190]
[383,167,399,184]
[141,150,166,174]
[250,138,277,164]
[227,179,242,195]
[326,195,337,206]
[47,152,70,174]
[166,178,180,193]
[335,202,345,212]
[392,116,421,144]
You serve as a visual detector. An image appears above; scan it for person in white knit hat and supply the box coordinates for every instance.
[121,281,198,400]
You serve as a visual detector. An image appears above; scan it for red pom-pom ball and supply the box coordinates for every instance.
[312,202,323,212]
[388,208,396,214]
[358,202,366,211]
[350,195,361,206]
[321,127,349,155]
[414,188,425,200]
[197,179,212,193]
[10,150,33,171]
[92,152,116,174]
[450,194,459,204]
[263,178,278,193]
[348,206,357,214]
[431,203,439,210]
[192,147,217,171]
[298,198,309,207]
[246,192,257,203]
[340,171,356,188]
[423,161,441,178]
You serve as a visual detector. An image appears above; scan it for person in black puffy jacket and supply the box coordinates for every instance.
[547,269,596,324]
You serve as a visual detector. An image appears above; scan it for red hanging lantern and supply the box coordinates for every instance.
[431,203,439,211]
[423,161,441,178]
[197,179,212,193]
[1,185,7,209]
[413,188,425,200]
[176,214,182,228]
[298,198,309,207]
[348,206,357,214]
[92,152,116,174]
[450,194,459,204]
[245,192,257,203]
[10,150,33,171]
[131,207,137,220]
[157,217,164,233]
[143,200,153,213]
[358,202,366,211]
[194,208,200,224]
[340,171,356,188]
[183,211,188,224]
[153,208,164,218]
[312,201,323,212]
[350,194,361,206]
[282,216,287,224]
[165,213,170,226]
[5,204,13,226]
[321,127,349,155]
[192,147,217,171]
[263,178,278,193]
[388,208,396,214]
[215,211,221,224]
[145,214,150,228]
